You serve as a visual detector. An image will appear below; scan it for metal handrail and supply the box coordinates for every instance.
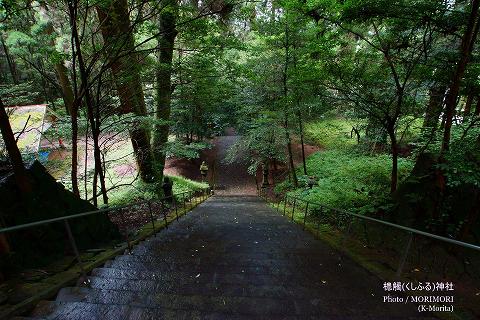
[270,192,480,252]
[0,188,210,235]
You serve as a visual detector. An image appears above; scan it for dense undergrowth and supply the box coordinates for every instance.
[276,116,415,214]
[108,175,209,207]
[276,150,413,213]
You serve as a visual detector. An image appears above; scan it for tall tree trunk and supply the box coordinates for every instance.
[0,98,32,195]
[441,0,480,154]
[96,0,155,183]
[423,85,446,132]
[0,97,33,255]
[54,62,74,115]
[153,0,178,184]
[1,36,19,84]
[42,17,75,115]
[282,22,298,188]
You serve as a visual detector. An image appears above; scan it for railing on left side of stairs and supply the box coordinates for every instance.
[0,187,212,283]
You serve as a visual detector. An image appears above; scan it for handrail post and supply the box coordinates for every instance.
[173,196,179,221]
[64,220,89,286]
[316,206,322,236]
[120,209,132,253]
[188,191,192,210]
[396,232,414,278]
[341,217,354,247]
[161,200,168,228]
[303,202,309,230]
[148,201,155,236]
[283,196,287,216]
[291,199,297,221]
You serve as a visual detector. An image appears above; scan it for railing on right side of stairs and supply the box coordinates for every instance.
[258,188,480,317]
[0,187,212,284]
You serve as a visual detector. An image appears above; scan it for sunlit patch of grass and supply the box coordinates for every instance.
[305,117,360,149]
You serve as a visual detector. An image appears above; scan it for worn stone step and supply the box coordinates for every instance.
[84,275,320,299]
[111,253,325,270]
[89,267,324,287]
[30,300,305,320]
[55,287,432,319]
[130,242,335,257]
[56,287,302,316]
[132,241,321,256]
[103,257,322,276]
[127,251,331,265]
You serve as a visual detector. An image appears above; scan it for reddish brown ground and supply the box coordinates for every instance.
[164,129,321,196]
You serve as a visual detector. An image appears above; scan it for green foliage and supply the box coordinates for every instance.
[0,82,40,106]
[165,140,212,160]
[226,115,287,174]
[279,150,414,213]
[305,116,359,149]
[439,126,480,188]
[107,175,208,207]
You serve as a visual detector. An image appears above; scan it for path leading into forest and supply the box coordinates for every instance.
[212,135,257,196]
[24,134,434,319]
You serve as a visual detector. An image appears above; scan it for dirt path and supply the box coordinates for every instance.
[212,136,257,196]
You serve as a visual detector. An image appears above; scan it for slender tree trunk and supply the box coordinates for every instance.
[96,0,155,182]
[284,115,298,187]
[70,99,80,197]
[387,126,398,193]
[475,96,480,116]
[153,0,178,184]
[1,37,19,84]
[296,108,307,175]
[441,0,480,154]
[69,3,108,205]
[281,21,298,187]
[464,92,474,117]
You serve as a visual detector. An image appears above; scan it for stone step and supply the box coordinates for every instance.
[111,253,326,270]
[130,242,336,257]
[30,301,306,320]
[84,275,320,299]
[127,251,331,264]
[89,267,324,287]
[103,257,319,275]
[133,239,321,254]
[56,287,302,316]
[55,287,430,319]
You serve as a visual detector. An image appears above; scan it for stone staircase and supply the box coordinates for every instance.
[14,196,434,319]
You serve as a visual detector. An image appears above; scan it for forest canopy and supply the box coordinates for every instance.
[0,0,479,241]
